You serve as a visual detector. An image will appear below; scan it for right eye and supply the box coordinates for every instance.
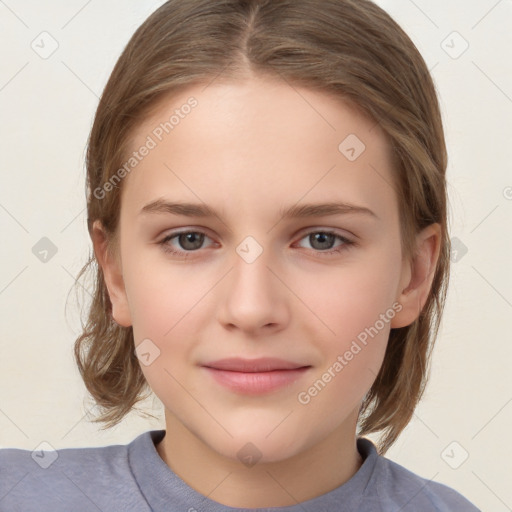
[158,230,215,258]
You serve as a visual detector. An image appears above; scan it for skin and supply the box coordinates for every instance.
[92,74,440,508]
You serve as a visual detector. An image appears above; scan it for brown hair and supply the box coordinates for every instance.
[72,0,450,455]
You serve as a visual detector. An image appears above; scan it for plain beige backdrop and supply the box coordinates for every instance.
[1,1,511,510]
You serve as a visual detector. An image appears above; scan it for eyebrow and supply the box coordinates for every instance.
[139,198,377,220]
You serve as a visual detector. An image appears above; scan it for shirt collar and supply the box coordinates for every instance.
[128,429,378,511]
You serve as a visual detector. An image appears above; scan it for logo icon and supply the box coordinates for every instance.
[441,441,469,469]
[31,441,58,469]
[135,338,161,366]
[441,31,469,59]
[31,31,59,59]
[338,134,366,161]
[236,236,263,264]
[450,237,468,263]
[32,237,58,263]
[237,442,263,468]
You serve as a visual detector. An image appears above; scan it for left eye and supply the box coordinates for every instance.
[158,230,354,257]
[159,231,213,255]
[295,231,353,253]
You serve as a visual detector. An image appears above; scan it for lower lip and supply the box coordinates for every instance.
[202,367,311,394]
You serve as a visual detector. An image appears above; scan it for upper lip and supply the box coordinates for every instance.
[202,357,310,372]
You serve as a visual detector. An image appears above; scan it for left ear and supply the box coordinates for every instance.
[391,223,442,328]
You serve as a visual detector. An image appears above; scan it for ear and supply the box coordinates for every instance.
[91,220,132,327]
[391,223,442,329]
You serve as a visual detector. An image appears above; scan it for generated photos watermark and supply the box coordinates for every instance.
[92,96,198,200]
[297,301,403,405]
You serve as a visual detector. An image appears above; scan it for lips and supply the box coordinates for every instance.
[202,357,310,372]
[201,357,312,394]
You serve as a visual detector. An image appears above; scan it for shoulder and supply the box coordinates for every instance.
[0,431,158,512]
[359,438,481,511]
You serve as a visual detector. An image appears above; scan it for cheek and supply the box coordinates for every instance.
[294,247,400,403]
[295,341,386,439]
[300,246,402,343]
[296,269,394,427]
[123,254,213,392]
[124,251,207,337]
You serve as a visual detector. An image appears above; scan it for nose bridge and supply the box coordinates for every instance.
[232,233,277,298]
[218,232,288,331]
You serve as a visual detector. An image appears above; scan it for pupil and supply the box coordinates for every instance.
[181,232,203,250]
[313,232,333,250]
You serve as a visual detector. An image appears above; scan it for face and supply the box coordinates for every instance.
[98,75,420,463]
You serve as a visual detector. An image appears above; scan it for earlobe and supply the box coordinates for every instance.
[390,223,442,329]
[91,220,133,327]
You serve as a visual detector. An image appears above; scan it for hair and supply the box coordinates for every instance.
[72,0,450,455]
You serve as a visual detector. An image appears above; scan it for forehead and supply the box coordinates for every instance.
[121,76,397,223]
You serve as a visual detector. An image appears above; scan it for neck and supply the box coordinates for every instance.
[156,410,363,508]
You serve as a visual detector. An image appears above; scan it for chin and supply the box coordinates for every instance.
[206,427,310,466]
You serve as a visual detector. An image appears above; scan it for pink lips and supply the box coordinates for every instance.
[201,357,311,394]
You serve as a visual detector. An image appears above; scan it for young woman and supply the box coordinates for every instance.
[0,1,480,510]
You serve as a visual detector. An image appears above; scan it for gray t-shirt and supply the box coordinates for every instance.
[0,429,480,511]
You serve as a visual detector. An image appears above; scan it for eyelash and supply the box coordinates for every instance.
[158,229,355,259]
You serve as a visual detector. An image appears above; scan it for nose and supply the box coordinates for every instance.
[216,242,290,335]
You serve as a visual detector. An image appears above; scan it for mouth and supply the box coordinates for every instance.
[203,357,310,372]
[201,357,312,394]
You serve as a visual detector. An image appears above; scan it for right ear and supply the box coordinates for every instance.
[91,220,132,327]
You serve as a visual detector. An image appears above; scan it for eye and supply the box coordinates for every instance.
[295,230,354,256]
[158,230,214,257]
[158,229,355,259]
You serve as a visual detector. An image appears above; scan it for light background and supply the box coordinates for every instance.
[0,1,511,510]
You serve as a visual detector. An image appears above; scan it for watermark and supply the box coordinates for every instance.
[92,96,198,200]
[440,31,469,60]
[31,441,58,469]
[237,442,263,467]
[135,338,161,366]
[441,441,469,469]
[450,236,468,263]
[32,236,58,263]
[338,133,366,161]
[297,301,402,405]
[31,31,59,59]
[236,236,264,264]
